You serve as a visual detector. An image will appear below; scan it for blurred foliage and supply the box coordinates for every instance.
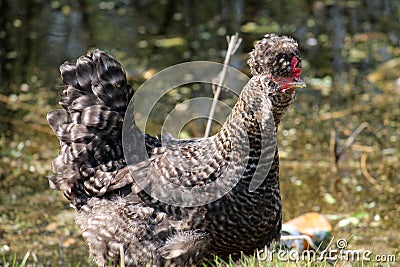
[0,0,399,265]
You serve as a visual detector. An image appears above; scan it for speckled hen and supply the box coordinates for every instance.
[47,34,305,266]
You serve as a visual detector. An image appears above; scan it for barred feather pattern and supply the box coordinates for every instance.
[47,33,303,266]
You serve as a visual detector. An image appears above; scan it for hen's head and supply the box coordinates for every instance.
[248,33,306,93]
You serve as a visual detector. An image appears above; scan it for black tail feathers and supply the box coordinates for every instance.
[47,50,133,209]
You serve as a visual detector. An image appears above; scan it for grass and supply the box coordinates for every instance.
[2,250,394,267]
[1,251,30,267]
[205,253,393,267]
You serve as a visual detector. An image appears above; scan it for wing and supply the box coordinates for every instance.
[117,132,248,207]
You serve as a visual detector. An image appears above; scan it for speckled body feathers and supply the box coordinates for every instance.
[47,34,302,266]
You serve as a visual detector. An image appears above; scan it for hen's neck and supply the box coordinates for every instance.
[217,76,294,142]
[209,75,294,193]
[269,90,296,126]
[212,77,271,180]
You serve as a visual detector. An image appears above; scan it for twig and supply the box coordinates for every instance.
[204,33,242,137]
[360,152,395,193]
[331,123,369,193]
[330,129,338,168]
[343,122,369,150]
[360,153,378,187]
[334,122,369,163]
[119,244,125,267]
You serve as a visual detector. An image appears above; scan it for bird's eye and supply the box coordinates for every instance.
[277,54,301,77]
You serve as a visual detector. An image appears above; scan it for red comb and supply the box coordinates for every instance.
[291,57,302,78]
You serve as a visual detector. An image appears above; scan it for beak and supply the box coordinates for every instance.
[289,78,306,89]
